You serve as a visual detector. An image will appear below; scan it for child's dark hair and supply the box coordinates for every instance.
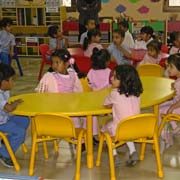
[0,63,15,85]
[47,25,59,38]
[0,18,13,28]
[119,20,129,29]
[85,18,95,26]
[51,49,71,63]
[91,48,110,70]
[114,65,143,97]
[170,32,180,44]
[83,29,101,50]
[167,53,180,71]
[113,29,125,38]
[140,26,154,36]
[147,40,162,53]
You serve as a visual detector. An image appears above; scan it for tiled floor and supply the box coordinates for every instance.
[0,57,180,180]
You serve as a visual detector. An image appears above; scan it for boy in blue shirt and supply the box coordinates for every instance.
[0,63,29,167]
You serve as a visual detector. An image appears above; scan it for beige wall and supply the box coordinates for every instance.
[67,0,180,21]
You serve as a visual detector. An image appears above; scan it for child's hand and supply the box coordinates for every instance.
[13,99,24,105]
[171,82,175,90]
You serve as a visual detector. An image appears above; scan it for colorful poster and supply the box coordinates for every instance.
[101,0,109,3]
[129,0,140,3]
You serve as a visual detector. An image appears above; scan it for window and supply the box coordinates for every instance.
[163,0,180,11]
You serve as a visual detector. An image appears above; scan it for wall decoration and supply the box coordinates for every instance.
[101,0,109,3]
[151,0,160,2]
[137,5,149,14]
[115,4,126,13]
[129,0,140,3]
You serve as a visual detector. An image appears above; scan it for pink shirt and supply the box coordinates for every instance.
[173,77,180,103]
[36,69,83,93]
[169,46,180,55]
[84,43,103,57]
[102,89,140,136]
[87,68,112,91]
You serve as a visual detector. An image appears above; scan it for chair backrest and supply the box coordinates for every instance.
[68,48,84,56]
[108,61,118,70]
[80,77,91,92]
[131,49,146,61]
[137,64,163,77]
[115,114,157,142]
[74,55,91,74]
[33,113,76,138]
[39,44,50,61]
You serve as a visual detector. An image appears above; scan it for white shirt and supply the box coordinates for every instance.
[122,30,135,49]
[134,37,153,50]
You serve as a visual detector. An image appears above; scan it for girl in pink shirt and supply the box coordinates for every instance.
[83,28,103,57]
[36,49,82,128]
[101,65,143,167]
[159,54,180,151]
[169,32,180,55]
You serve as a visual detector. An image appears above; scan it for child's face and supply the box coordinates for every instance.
[92,35,101,43]
[4,25,12,32]
[111,71,120,88]
[52,56,69,74]
[167,63,180,77]
[112,32,124,46]
[86,20,95,30]
[56,29,63,38]
[140,32,151,42]
[174,36,180,48]
[1,77,14,91]
[147,47,158,58]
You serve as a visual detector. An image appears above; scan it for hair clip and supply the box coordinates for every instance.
[69,58,75,65]
[64,54,68,58]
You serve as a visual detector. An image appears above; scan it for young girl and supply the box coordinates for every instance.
[101,65,143,166]
[36,49,82,128]
[134,26,154,50]
[46,25,68,59]
[139,40,167,65]
[87,48,112,91]
[169,32,180,55]
[107,29,131,65]
[159,53,180,150]
[83,28,103,57]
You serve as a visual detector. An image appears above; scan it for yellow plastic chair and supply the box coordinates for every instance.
[137,64,163,77]
[79,77,91,92]
[96,114,163,180]
[29,113,85,180]
[0,132,20,171]
[158,114,180,138]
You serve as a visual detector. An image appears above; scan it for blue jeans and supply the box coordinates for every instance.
[0,52,11,65]
[0,115,30,158]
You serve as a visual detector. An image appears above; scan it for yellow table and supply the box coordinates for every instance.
[10,76,174,168]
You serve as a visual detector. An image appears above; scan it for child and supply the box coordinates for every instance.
[46,25,68,59]
[118,20,135,49]
[159,53,180,150]
[36,49,83,128]
[0,18,16,65]
[107,29,131,65]
[83,28,103,57]
[0,63,29,167]
[169,32,180,55]
[134,26,154,50]
[139,40,165,65]
[87,48,112,91]
[101,65,143,166]
[80,19,96,46]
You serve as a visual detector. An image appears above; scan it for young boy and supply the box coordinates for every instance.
[134,26,154,50]
[0,18,16,65]
[0,63,29,168]
[79,19,96,46]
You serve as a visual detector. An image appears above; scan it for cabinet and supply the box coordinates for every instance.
[0,6,66,56]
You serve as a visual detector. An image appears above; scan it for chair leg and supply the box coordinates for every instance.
[104,133,116,180]
[96,133,104,166]
[153,134,163,178]
[21,143,28,153]
[3,137,20,171]
[53,140,59,153]
[140,142,146,160]
[43,140,49,159]
[38,61,45,81]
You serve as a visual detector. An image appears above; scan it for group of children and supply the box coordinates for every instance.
[1,16,180,170]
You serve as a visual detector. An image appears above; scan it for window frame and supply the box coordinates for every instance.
[163,0,180,12]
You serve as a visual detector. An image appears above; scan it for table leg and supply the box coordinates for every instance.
[154,105,159,133]
[86,115,93,168]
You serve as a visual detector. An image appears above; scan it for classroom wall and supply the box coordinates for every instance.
[67,0,180,21]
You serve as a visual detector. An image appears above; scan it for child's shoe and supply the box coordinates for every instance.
[114,155,124,167]
[126,151,139,167]
[0,154,14,168]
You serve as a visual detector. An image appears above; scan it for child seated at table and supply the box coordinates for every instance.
[134,26,154,50]
[107,29,131,65]
[101,65,143,167]
[169,32,180,55]
[139,40,168,65]
[159,54,180,152]
[83,28,103,57]
[0,63,29,168]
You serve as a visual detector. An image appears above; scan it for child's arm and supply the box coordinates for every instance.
[10,45,15,57]
[167,101,180,114]
[103,90,116,109]
[4,99,23,113]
